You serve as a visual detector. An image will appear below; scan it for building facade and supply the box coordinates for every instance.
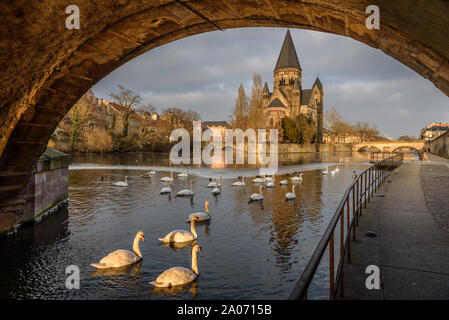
[263,30,324,143]
[420,122,449,141]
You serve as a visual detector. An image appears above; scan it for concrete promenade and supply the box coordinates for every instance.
[339,154,449,299]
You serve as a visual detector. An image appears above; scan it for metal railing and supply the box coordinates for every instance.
[289,153,403,300]
[370,151,401,163]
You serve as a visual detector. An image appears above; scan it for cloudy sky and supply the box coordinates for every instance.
[92,28,448,139]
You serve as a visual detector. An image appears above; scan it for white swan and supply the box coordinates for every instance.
[285,185,297,200]
[160,186,172,194]
[249,185,264,201]
[322,166,329,175]
[207,176,221,188]
[160,171,174,182]
[335,166,340,173]
[290,173,303,181]
[149,167,156,175]
[159,217,199,243]
[91,231,145,269]
[112,176,128,187]
[266,181,275,188]
[187,201,211,222]
[330,168,336,175]
[177,181,194,196]
[232,177,245,186]
[280,179,288,185]
[150,245,202,287]
[178,169,189,178]
[252,176,265,183]
[212,185,221,195]
[265,174,275,182]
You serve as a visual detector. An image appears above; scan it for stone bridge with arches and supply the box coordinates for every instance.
[0,0,448,233]
[352,141,425,153]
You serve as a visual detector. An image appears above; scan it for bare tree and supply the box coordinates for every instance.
[109,85,142,137]
[247,73,264,129]
[229,84,248,130]
[136,103,157,116]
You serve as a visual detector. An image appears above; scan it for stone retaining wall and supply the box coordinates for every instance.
[1,148,70,236]
[427,131,449,158]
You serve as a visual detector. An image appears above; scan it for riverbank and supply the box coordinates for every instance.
[340,153,449,299]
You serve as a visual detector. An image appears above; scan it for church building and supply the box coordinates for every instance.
[263,30,324,143]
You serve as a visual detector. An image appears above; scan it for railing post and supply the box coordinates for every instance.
[347,196,351,261]
[358,177,362,217]
[353,186,357,239]
[329,233,335,300]
[368,169,371,201]
[363,171,368,209]
[340,208,344,297]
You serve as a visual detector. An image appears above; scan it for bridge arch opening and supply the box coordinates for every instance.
[392,146,419,153]
[357,146,382,153]
[1,0,448,226]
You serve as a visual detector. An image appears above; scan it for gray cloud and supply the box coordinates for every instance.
[92,28,448,138]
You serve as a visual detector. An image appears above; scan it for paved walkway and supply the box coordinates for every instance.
[340,154,449,299]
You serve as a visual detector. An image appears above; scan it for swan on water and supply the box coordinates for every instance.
[91,231,145,269]
[187,201,211,222]
[280,179,288,185]
[149,167,156,175]
[265,174,275,182]
[207,176,221,188]
[335,166,340,173]
[178,169,189,178]
[322,166,329,175]
[160,186,172,194]
[266,181,275,188]
[159,217,199,243]
[176,181,194,197]
[285,185,297,200]
[112,176,128,187]
[290,173,303,181]
[212,185,221,195]
[252,176,265,183]
[150,245,202,287]
[232,177,245,186]
[249,185,264,201]
[160,171,174,182]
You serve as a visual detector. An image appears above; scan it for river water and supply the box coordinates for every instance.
[0,151,394,299]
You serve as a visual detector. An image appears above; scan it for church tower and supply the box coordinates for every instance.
[263,29,323,141]
[273,30,302,118]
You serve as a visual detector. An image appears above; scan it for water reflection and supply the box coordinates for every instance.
[0,152,374,299]
[150,280,199,299]
[91,261,143,277]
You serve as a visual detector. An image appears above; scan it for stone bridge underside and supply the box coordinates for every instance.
[0,0,448,231]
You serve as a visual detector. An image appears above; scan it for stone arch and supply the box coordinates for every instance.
[392,145,419,153]
[357,146,382,153]
[1,0,448,224]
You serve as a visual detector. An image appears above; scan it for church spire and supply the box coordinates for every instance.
[274,30,301,71]
[263,81,269,93]
[313,75,323,92]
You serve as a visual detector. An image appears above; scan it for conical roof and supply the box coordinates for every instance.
[274,30,301,71]
[263,81,270,93]
[313,76,323,92]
